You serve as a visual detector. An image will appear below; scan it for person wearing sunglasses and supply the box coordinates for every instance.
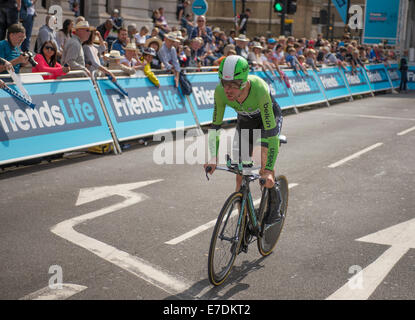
[204,55,283,202]
[32,41,70,79]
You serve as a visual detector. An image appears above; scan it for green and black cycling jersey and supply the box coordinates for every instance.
[209,74,282,171]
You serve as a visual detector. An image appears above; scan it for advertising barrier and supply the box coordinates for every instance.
[387,63,401,88]
[0,64,410,166]
[0,79,114,165]
[365,64,393,91]
[284,70,327,106]
[315,67,351,100]
[408,66,415,90]
[341,66,372,95]
[96,75,198,141]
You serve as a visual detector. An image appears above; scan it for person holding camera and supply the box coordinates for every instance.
[32,41,70,80]
[0,24,29,74]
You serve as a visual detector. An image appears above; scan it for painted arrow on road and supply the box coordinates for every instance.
[327,218,415,300]
[51,180,193,296]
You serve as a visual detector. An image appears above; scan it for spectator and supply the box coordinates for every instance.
[399,50,409,93]
[228,29,236,45]
[111,9,124,31]
[57,19,73,53]
[32,40,70,79]
[121,42,141,69]
[187,37,204,68]
[305,48,319,72]
[135,25,149,48]
[158,32,180,87]
[176,0,190,21]
[286,47,308,75]
[181,13,194,37]
[20,0,37,52]
[35,15,59,55]
[274,44,285,65]
[321,46,338,66]
[145,36,163,70]
[190,15,212,46]
[61,20,94,77]
[139,47,160,88]
[152,9,170,39]
[238,8,251,35]
[111,27,129,56]
[83,29,115,80]
[127,24,138,43]
[234,34,249,60]
[0,0,21,41]
[69,0,80,17]
[97,19,114,42]
[213,44,235,66]
[0,24,29,73]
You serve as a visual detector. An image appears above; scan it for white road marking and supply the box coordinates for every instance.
[20,284,87,300]
[326,218,415,300]
[51,180,193,296]
[166,183,298,245]
[397,125,415,136]
[328,143,383,168]
[321,112,415,121]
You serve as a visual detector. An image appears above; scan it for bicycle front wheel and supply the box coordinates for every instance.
[208,192,246,286]
[257,175,289,256]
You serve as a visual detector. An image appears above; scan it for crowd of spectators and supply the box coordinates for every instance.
[0,3,410,91]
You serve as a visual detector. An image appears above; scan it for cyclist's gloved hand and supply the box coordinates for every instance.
[204,157,217,175]
[260,169,275,189]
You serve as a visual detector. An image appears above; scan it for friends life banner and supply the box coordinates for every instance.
[386,63,401,88]
[184,72,237,125]
[365,64,393,91]
[341,66,372,95]
[254,70,295,110]
[314,67,351,100]
[363,0,400,45]
[0,79,114,165]
[284,70,327,107]
[96,75,199,141]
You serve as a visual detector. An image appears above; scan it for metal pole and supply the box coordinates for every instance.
[268,0,272,33]
[280,0,287,36]
[326,0,331,39]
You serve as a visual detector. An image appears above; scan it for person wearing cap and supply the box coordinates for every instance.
[158,32,181,87]
[110,9,123,31]
[139,47,160,88]
[0,24,29,73]
[62,20,94,77]
[110,27,128,56]
[145,37,163,70]
[234,34,250,60]
[120,42,141,69]
[82,28,116,81]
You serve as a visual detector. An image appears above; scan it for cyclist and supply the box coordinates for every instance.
[203,55,283,223]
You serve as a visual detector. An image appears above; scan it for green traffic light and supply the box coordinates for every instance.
[275,3,283,12]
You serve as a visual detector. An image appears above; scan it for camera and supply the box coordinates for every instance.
[22,51,38,67]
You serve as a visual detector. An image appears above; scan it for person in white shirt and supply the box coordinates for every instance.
[135,25,149,48]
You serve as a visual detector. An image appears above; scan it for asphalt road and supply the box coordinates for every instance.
[0,91,414,301]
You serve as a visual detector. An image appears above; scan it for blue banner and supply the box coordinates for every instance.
[185,72,237,125]
[254,71,295,110]
[96,75,198,141]
[315,67,351,100]
[387,63,401,88]
[0,79,113,165]
[365,64,392,91]
[341,66,372,95]
[363,0,400,45]
[284,70,327,106]
[332,0,349,24]
[408,66,415,90]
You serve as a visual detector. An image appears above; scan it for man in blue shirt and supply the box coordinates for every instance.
[110,27,128,56]
[0,24,29,73]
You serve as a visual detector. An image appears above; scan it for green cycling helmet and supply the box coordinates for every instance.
[218,55,249,87]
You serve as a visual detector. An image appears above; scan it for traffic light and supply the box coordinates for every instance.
[287,0,297,15]
[273,0,284,13]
